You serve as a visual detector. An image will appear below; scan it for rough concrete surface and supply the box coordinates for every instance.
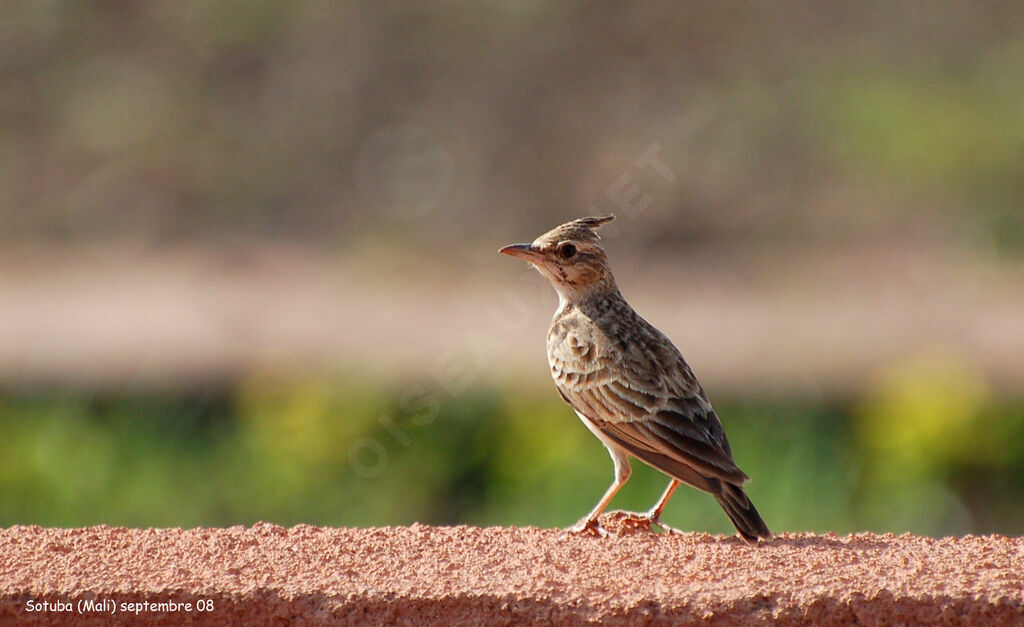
[1,521,1022,625]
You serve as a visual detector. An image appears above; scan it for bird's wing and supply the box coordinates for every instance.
[551,324,749,487]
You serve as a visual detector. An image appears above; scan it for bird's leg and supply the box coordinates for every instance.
[561,451,631,539]
[645,478,682,533]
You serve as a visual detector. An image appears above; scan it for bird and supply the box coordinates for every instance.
[499,215,771,542]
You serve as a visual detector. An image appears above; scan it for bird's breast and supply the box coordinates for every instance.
[547,317,607,389]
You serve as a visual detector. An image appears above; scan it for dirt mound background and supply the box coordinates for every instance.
[2,523,1022,625]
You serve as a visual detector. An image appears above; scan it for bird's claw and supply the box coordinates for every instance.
[559,511,685,539]
[602,510,682,535]
[606,510,655,532]
[559,517,609,539]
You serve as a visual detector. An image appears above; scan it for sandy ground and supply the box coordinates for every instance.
[1,243,1023,394]
[1,522,1022,625]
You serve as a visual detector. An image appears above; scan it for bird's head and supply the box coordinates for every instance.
[500,215,617,303]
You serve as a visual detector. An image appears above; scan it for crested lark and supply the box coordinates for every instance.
[500,215,771,542]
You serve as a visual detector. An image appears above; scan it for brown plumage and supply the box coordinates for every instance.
[500,215,771,542]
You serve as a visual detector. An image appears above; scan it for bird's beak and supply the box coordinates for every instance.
[499,243,544,264]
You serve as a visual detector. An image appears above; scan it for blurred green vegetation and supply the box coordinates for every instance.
[1,2,1023,252]
[2,363,1022,536]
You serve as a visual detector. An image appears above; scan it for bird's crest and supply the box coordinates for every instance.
[539,215,615,246]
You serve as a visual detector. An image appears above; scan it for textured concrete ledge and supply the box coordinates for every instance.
[1,522,1022,625]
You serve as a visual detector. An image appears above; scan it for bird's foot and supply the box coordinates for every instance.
[559,517,609,539]
[602,510,682,536]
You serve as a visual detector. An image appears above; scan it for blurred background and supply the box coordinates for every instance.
[1,1,1022,537]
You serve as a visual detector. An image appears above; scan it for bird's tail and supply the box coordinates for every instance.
[714,483,771,542]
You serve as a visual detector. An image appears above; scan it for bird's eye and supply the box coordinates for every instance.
[558,243,577,259]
